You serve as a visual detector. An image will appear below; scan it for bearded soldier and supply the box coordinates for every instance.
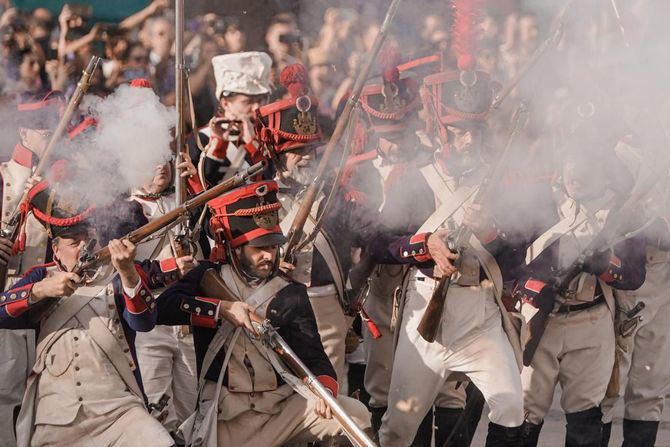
[254,62,380,389]
[156,180,371,446]
[0,91,65,445]
[343,49,470,445]
[0,183,174,446]
[367,48,529,445]
[516,129,647,446]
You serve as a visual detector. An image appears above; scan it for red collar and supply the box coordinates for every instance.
[11,144,35,168]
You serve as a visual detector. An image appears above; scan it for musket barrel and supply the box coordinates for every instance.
[75,160,266,275]
[264,325,375,447]
[283,0,403,262]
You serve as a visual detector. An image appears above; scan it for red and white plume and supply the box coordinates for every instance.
[451,0,486,71]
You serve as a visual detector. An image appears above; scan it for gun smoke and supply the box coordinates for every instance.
[54,83,176,208]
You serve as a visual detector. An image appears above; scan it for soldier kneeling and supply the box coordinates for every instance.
[157,180,371,446]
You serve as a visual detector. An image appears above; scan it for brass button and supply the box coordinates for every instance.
[123,348,130,353]
[74,336,78,341]
[78,397,83,402]
[76,382,81,386]
[249,403,255,409]
[75,366,80,371]
[74,353,79,357]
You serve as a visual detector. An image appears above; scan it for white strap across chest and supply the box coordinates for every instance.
[418,164,480,233]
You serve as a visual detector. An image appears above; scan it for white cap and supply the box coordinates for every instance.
[212,51,272,99]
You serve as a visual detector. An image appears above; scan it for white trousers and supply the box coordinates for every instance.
[379,274,523,447]
[307,285,352,390]
[0,329,33,447]
[602,261,670,422]
[135,325,198,433]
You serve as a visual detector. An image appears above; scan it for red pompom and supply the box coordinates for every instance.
[130,78,153,89]
[452,0,485,71]
[280,63,309,98]
[457,54,476,71]
[378,44,401,83]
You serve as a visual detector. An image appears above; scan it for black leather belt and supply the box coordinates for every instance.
[556,295,606,314]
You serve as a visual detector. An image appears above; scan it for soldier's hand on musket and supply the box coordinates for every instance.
[314,398,333,420]
[279,260,295,273]
[219,301,257,334]
[31,271,81,300]
[427,229,458,278]
[0,237,13,266]
[463,204,495,240]
[175,255,198,276]
[177,152,197,178]
[109,239,140,289]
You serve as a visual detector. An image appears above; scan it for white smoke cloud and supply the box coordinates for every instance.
[54,84,176,208]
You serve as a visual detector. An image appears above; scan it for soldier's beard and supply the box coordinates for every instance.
[444,148,478,176]
[238,250,275,283]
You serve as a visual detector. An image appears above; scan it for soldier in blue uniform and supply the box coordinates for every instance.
[155,180,371,446]
[0,184,175,446]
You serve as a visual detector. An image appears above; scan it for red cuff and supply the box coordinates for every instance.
[207,136,227,160]
[160,258,178,273]
[514,278,547,308]
[124,285,154,314]
[3,284,33,317]
[599,253,623,283]
[186,173,205,195]
[244,140,262,162]
[317,375,339,396]
[402,233,432,262]
[182,296,219,328]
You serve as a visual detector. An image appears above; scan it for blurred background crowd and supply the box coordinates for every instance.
[0,0,666,165]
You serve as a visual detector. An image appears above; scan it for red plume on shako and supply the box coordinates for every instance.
[256,63,322,157]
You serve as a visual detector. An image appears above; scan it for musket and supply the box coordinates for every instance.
[199,269,375,447]
[491,0,574,109]
[0,55,101,289]
[282,0,403,265]
[172,0,191,257]
[73,161,265,277]
[417,104,527,343]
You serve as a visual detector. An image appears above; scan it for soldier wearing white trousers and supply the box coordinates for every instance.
[601,245,670,446]
[378,271,524,447]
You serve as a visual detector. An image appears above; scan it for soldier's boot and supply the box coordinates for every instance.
[520,420,543,447]
[434,407,469,447]
[565,407,603,447]
[485,422,522,447]
[465,383,485,440]
[369,406,386,442]
[622,419,659,447]
[410,407,434,447]
[601,422,612,446]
